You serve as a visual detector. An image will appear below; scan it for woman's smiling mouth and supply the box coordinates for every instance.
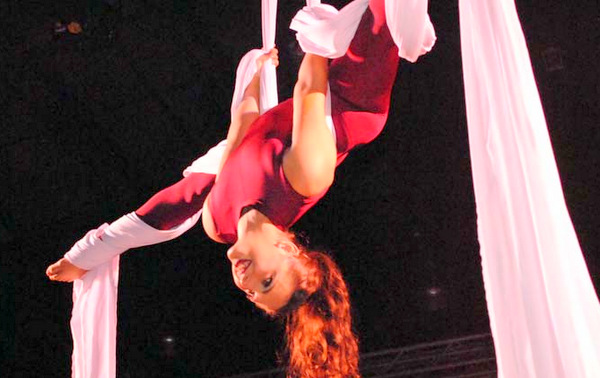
[235,259,252,280]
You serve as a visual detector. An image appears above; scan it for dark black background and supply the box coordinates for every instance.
[1,0,598,377]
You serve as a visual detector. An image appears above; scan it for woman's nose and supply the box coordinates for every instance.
[227,246,242,260]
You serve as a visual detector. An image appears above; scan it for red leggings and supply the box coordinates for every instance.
[329,0,399,152]
[135,173,215,230]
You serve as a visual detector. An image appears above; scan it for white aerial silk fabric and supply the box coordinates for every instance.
[68,212,202,378]
[230,0,278,116]
[183,139,227,177]
[290,0,435,63]
[459,0,600,377]
[65,213,201,270]
[70,257,119,378]
[260,0,278,113]
[385,0,435,62]
[290,0,370,59]
[68,1,281,376]
[68,1,437,376]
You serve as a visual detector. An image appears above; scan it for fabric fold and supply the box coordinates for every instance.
[184,140,227,177]
[385,0,436,62]
[459,0,600,376]
[230,0,279,116]
[260,0,279,113]
[290,0,370,59]
[71,257,120,378]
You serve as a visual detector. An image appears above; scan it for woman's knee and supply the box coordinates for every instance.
[136,173,215,230]
[295,54,329,95]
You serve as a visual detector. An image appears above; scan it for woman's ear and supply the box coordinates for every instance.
[276,240,301,256]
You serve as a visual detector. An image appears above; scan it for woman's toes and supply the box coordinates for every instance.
[46,264,57,277]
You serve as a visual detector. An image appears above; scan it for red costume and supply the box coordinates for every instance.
[137,2,399,243]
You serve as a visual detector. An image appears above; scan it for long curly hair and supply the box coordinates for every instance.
[277,248,360,378]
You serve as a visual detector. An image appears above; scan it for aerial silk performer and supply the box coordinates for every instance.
[460,0,600,376]
[46,0,435,377]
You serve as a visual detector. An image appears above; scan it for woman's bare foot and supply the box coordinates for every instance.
[46,258,88,282]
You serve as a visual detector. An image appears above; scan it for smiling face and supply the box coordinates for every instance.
[227,230,305,314]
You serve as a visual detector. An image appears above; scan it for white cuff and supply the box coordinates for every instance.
[64,212,200,270]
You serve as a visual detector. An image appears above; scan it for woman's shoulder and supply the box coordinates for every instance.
[201,195,227,244]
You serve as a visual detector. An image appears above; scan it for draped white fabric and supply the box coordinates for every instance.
[183,140,227,177]
[67,1,600,377]
[231,0,278,116]
[68,212,202,378]
[70,256,119,378]
[68,1,435,376]
[385,0,435,62]
[260,0,279,113]
[459,0,600,376]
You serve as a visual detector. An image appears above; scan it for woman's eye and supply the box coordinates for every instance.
[262,277,273,289]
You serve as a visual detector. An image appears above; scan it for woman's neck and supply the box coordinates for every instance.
[237,208,276,239]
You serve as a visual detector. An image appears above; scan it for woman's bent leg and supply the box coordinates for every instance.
[47,172,215,281]
[329,0,400,151]
[136,172,215,230]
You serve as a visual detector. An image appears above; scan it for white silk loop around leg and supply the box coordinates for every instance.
[64,213,201,270]
[291,0,435,63]
[459,0,600,377]
[290,0,370,59]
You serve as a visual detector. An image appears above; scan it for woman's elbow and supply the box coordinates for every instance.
[296,156,336,197]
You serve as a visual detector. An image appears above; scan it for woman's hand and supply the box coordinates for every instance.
[255,47,279,74]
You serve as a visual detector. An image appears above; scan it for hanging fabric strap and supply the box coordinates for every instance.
[69,2,280,377]
[459,0,600,377]
[260,0,278,112]
[231,0,278,115]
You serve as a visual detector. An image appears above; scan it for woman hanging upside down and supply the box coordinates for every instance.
[48,1,404,376]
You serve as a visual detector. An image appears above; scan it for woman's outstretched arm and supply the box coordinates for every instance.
[217,48,279,176]
[283,53,336,197]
